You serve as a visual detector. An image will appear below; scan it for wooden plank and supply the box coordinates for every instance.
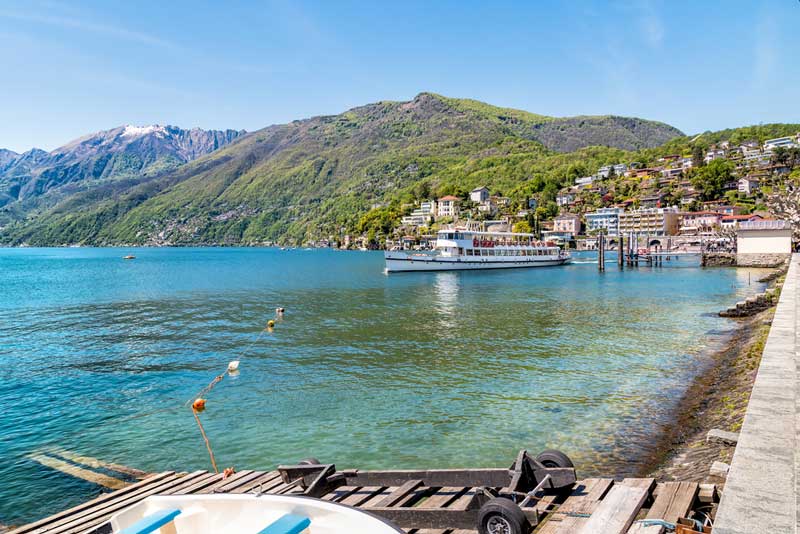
[196,470,255,494]
[341,487,388,507]
[161,472,218,495]
[44,472,208,534]
[170,473,225,495]
[8,472,176,534]
[356,487,393,507]
[373,480,424,508]
[537,479,614,534]
[44,448,150,480]
[230,472,283,494]
[27,454,127,490]
[627,482,698,534]
[576,484,649,534]
[321,486,359,502]
[413,487,469,534]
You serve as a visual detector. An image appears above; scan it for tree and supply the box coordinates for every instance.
[606,165,616,180]
[513,221,532,233]
[691,159,733,201]
[692,144,706,168]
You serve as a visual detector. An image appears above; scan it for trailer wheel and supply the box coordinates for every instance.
[477,498,530,534]
[535,449,574,468]
[298,457,320,465]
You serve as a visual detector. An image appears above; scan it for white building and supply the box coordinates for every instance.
[736,220,792,266]
[470,186,490,203]
[436,196,460,218]
[401,200,437,227]
[556,191,576,207]
[704,149,726,164]
[742,147,769,164]
[585,207,622,236]
[575,175,598,187]
[597,164,628,178]
[619,207,680,236]
[764,136,799,151]
[738,177,760,195]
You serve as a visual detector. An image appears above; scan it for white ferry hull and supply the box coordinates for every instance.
[385,253,569,272]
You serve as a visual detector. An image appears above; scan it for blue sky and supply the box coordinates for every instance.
[1,0,798,153]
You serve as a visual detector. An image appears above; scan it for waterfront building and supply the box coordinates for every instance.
[618,207,680,236]
[721,213,765,230]
[553,214,582,237]
[470,186,490,203]
[436,196,460,218]
[679,211,722,235]
[736,219,792,265]
[585,207,621,236]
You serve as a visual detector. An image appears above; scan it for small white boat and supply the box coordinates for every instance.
[109,494,403,534]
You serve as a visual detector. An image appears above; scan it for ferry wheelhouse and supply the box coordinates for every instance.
[385,229,570,272]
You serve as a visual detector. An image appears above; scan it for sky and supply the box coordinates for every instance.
[0,0,798,153]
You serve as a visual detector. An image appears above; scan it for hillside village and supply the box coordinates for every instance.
[374,133,800,250]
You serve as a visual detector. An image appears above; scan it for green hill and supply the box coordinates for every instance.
[1,93,685,246]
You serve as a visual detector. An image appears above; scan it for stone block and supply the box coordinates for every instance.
[706,429,739,446]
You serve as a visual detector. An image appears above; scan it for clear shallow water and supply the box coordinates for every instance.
[0,248,766,525]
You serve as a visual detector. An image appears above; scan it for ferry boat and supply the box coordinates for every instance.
[384,229,570,272]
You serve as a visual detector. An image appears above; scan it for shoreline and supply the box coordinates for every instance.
[635,295,776,483]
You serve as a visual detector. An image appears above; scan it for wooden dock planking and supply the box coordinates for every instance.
[626,481,698,534]
[44,449,150,480]
[10,471,709,534]
[26,454,128,490]
[576,484,649,534]
[536,478,615,533]
[8,472,176,534]
[22,472,201,534]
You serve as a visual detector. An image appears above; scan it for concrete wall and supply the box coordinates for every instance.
[736,252,790,267]
[713,254,799,533]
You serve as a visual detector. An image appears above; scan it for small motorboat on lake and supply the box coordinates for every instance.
[123,255,136,260]
[109,494,404,534]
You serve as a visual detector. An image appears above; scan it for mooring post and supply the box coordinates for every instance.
[618,235,624,270]
[598,234,605,272]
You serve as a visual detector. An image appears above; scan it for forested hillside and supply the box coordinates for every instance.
[0,93,685,246]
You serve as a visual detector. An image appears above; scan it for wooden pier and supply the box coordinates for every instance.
[9,468,715,534]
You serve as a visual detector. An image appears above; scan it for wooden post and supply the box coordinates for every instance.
[618,235,624,270]
[598,233,605,272]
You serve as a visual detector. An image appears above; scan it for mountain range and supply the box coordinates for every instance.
[0,93,685,245]
[0,125,244,222]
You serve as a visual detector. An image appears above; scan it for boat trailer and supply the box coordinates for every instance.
[277,449,577,534]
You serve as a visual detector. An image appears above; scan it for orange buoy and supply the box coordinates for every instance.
[192,398,206,412]
[267,320,276,328]
[223,467,236,479]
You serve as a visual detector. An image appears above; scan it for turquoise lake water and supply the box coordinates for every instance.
[0,248,767,525]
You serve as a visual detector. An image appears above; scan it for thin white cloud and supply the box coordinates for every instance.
[753,13,777,90]
[0,10,180,51]
[613,0,664,48]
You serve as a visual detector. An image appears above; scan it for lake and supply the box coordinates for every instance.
[0,247,765,525]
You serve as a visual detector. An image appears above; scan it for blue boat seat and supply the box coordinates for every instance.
[257,513,311,534]
[119,508,181,534]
